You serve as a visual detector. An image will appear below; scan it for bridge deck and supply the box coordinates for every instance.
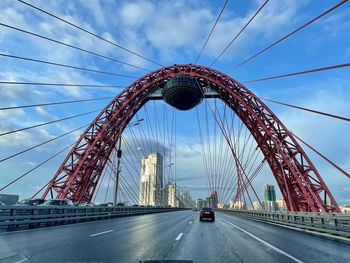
[0,210,349,262]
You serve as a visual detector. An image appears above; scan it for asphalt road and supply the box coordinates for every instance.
[0,210,349,263]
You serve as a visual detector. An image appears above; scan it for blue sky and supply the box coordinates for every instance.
[0,0,349,205]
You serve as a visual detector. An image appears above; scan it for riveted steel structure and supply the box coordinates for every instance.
[42,64,340,213]
[162,74,203,110]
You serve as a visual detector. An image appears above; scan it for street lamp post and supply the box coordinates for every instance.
[113,138,122,206]
[113,119,143,206]
[164,162,174,206]
[175,177,185,208]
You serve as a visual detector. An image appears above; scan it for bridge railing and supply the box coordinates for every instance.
[0,205,184,231]
[218,209,350,238]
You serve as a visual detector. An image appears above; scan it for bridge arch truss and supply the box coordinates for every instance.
[42,64,339,213]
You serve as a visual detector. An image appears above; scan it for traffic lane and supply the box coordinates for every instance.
[217,212,350,263]
[4,210,346,263]
[1,210,193,262]
[0,210,195,262]
[0,213,157,262]
[79,210,196,263]
[170,213,297,263]
[0,210,179,246]
[1,209,181,237]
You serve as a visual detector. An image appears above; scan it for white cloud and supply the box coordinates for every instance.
[278,84,350,161]
[0,0,348,205]
[116,29,153,70]
[319,9,350,38]
[120,2,153,28]
[26,161,36,166]
[112,0,310,66]
[265,81,350,203]
[0,107,27,124]
[35,106,56,121]
[83,1,106,27]
[146,8,211,49]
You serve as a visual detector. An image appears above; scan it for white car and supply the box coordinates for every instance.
[40,199,74,206]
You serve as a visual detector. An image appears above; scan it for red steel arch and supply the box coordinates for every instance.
[42,64,340,212]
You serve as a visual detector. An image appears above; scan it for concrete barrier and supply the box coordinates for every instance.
[0,206,185,231]
[218,209,350,238]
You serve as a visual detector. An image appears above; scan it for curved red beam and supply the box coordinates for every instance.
[42,64,340,212]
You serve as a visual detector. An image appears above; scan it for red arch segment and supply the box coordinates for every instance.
[43,64,339,212]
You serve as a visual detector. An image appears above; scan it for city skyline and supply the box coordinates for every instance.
[138,151,194,208]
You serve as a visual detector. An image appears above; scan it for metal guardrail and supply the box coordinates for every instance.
[218,209,350,238]
[0,206,184,231]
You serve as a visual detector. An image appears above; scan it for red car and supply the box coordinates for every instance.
[199,207,215,222]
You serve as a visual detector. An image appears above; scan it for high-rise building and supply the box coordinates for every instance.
[263,200,277,212]
[165,182,176,207]
[139,152,164,206]
[263,184,276,202]
[176,187,194,208]
[217,202,224,209]
[339,205,350,213]
[196,199,204,210]
[276,198,287,211]
[205,196,211,208]
[271,186,276,201]
[233,200,246,210]
[253,200,264,211]
[229,200,234,209]
[210,191,218,208]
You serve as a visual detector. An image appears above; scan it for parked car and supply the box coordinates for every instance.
[15,198,45,206]
[192,207,198,211]
[98,202,114,207]
[78,202,95,207]
[199,207,215,222]
[40,199,74,206]
[116,202,125,207]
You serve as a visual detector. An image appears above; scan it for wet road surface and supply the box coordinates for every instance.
[0,210,349,262]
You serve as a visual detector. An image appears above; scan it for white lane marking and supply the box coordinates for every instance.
[175,233,184,241]
[248,217,350,243]
[189,221,192,224]
[218,216,304,263]
[89,230,114,237]
[0,214,146,236]
[14,258,28,263]
[0,211,183,236]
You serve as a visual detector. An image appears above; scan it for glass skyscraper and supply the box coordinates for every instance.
[263,184,276,202]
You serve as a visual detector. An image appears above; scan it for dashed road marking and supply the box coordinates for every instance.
[90,230,114,237]
[175,233,183,241]
[14,257,28,263]
[0,215,146,236]
[218,216,304,263]
[2,255,29,263]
